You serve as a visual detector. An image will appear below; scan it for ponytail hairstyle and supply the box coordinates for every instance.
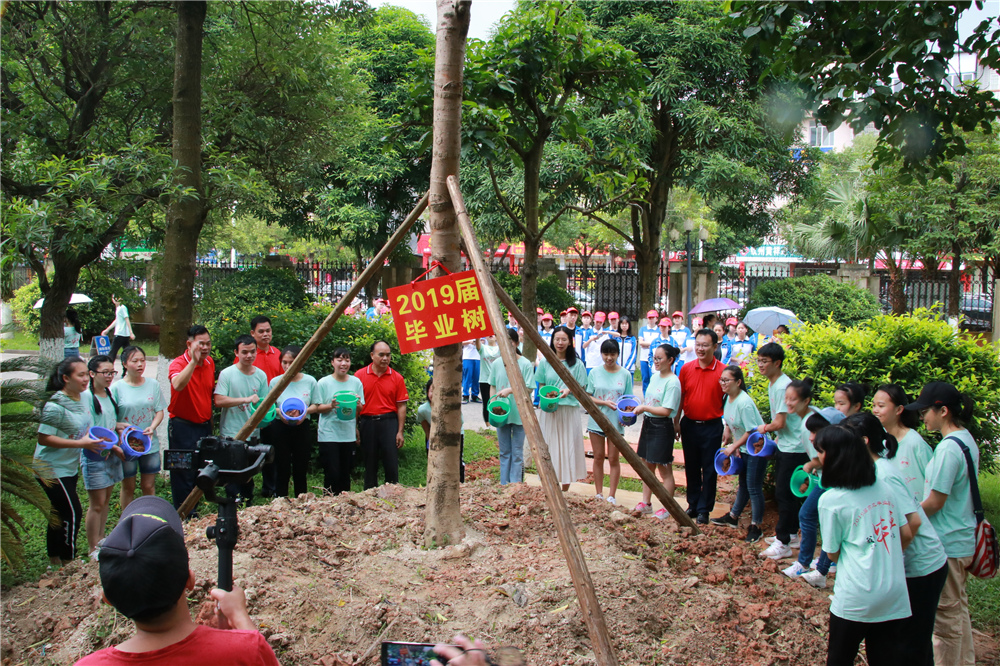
[875,383,920,429]
[120,345,145,368]
[788,377,815,401]
[814,425,876,490]
[47,357,86,392]
[835,381,871,413]
[65,308,81,334]
[941,389,976,427]
[843,412,898,459]
[507,326,522,355]
[722,364,749,393]
[87,355,118,416]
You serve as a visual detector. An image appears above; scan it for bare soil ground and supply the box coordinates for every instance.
[3,474,997,666]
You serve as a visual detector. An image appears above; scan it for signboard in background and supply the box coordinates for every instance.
[387,270,494,354]
[92,335,111,356]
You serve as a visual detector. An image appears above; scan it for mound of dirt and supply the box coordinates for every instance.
[2,482,995,665]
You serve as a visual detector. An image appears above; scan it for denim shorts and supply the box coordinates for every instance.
[122,450,162,478]
[81,454,125,491]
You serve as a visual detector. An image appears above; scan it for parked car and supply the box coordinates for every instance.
[960,294,993,331]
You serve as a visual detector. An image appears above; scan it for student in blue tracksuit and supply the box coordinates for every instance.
[669,310,693,373]
[638,310,660,394]
[612,315,637,374]
[646,318,672,375]
[728,321,757,367]
[538,312,555,347]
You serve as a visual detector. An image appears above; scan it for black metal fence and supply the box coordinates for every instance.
[877,264,995,331]
[194,258,368,302]
[715,263,840,309]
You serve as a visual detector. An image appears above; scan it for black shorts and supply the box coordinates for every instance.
[637,416,675,465]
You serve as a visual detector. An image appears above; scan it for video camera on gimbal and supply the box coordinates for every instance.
[165,436,274,590]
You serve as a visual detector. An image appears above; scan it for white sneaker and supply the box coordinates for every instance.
[760,541,793,560]
[765,534,800,548]
[800,569,828,588]
[782,561,808,578]
[88,548,100,562]
[811,561,837,575]
[606,496,617,505]
[634,502,653,515]
[594,493,604,501]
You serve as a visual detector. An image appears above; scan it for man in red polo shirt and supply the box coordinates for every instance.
[355,340,409,489]
[675,328,725,524]
[168,325,215,512]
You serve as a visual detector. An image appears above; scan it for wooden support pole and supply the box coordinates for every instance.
[447,176,619,666]
[177,192,429,518]
[491,275,699,532]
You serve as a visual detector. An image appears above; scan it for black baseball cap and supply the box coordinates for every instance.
[99,496,190,621]
[904,381,961,411]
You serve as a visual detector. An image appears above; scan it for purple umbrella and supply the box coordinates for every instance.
[688,297,740,314]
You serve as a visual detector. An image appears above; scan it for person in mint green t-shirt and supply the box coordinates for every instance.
[81,355,126,558]
[314,348,365,495]
[214,335,268,503]
[477,336,500,423]
[715,365,765,541]
[269,346,319,498]
[584,338,633,505]
[845,411,948,666]
[633,343,680,519]
[36,357,104,566]
[489,328,534,485]
[535,327,588,491]
[815,424,911,665]
[755,342,811,559]
[111,345,167,507]
[909,382,980,666]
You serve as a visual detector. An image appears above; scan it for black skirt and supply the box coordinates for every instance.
[637,415,675,465]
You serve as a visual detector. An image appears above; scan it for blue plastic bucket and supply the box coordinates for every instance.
[119,426,150,460]
[616,395,639,426]
[85,426,117,462]
[746,431,777,457]
[714,449,743,476]
[279,397,307,421]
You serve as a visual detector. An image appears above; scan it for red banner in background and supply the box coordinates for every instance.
[387,270,494,354]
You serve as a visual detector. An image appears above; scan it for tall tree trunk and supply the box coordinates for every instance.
[948,241,962,318]
[38,262,84,362]
[158,1,207,361]
[519,144,544,363]
[632,207,660,313]
[886,257,907,315]
[424,0,470,548]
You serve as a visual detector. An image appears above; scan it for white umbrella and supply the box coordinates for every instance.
[744,306,802,333]
[33,293,94,309]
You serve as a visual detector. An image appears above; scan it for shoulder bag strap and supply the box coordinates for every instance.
[941,435,984,525]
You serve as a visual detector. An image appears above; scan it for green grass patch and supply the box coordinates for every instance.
[0,332,159,357]
[970,471,1000,632]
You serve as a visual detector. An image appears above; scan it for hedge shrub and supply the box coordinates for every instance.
[741,274,881,328]
[197,267,309,333]
[747,312,1000,470]
[209,306,428,430]
[9,261,146,337]
[494,272,578,317]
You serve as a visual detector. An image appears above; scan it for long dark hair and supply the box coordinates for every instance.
[843,412,898,459]
[814,425,876,490]
[507,327,522,355]
[120,345,145,369]
[65,308,81,334]
[550,326,578,366]
[934,383,975,427]
[87,355,118,416]
[722,364,749,393]
[836,381,871,410]
[876,383,921,429]
[47,357,86,392]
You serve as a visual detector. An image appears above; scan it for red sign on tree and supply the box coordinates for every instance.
[387,269,494,354]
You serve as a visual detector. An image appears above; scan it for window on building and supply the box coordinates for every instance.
[809,121,835,149]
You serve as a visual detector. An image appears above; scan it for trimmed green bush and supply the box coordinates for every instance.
[741,274,881,328]
[8,261,146,338]
[197,267,309,333]
[495,272,578,317]
[209,306,428,430]
[748,312,1000,469]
